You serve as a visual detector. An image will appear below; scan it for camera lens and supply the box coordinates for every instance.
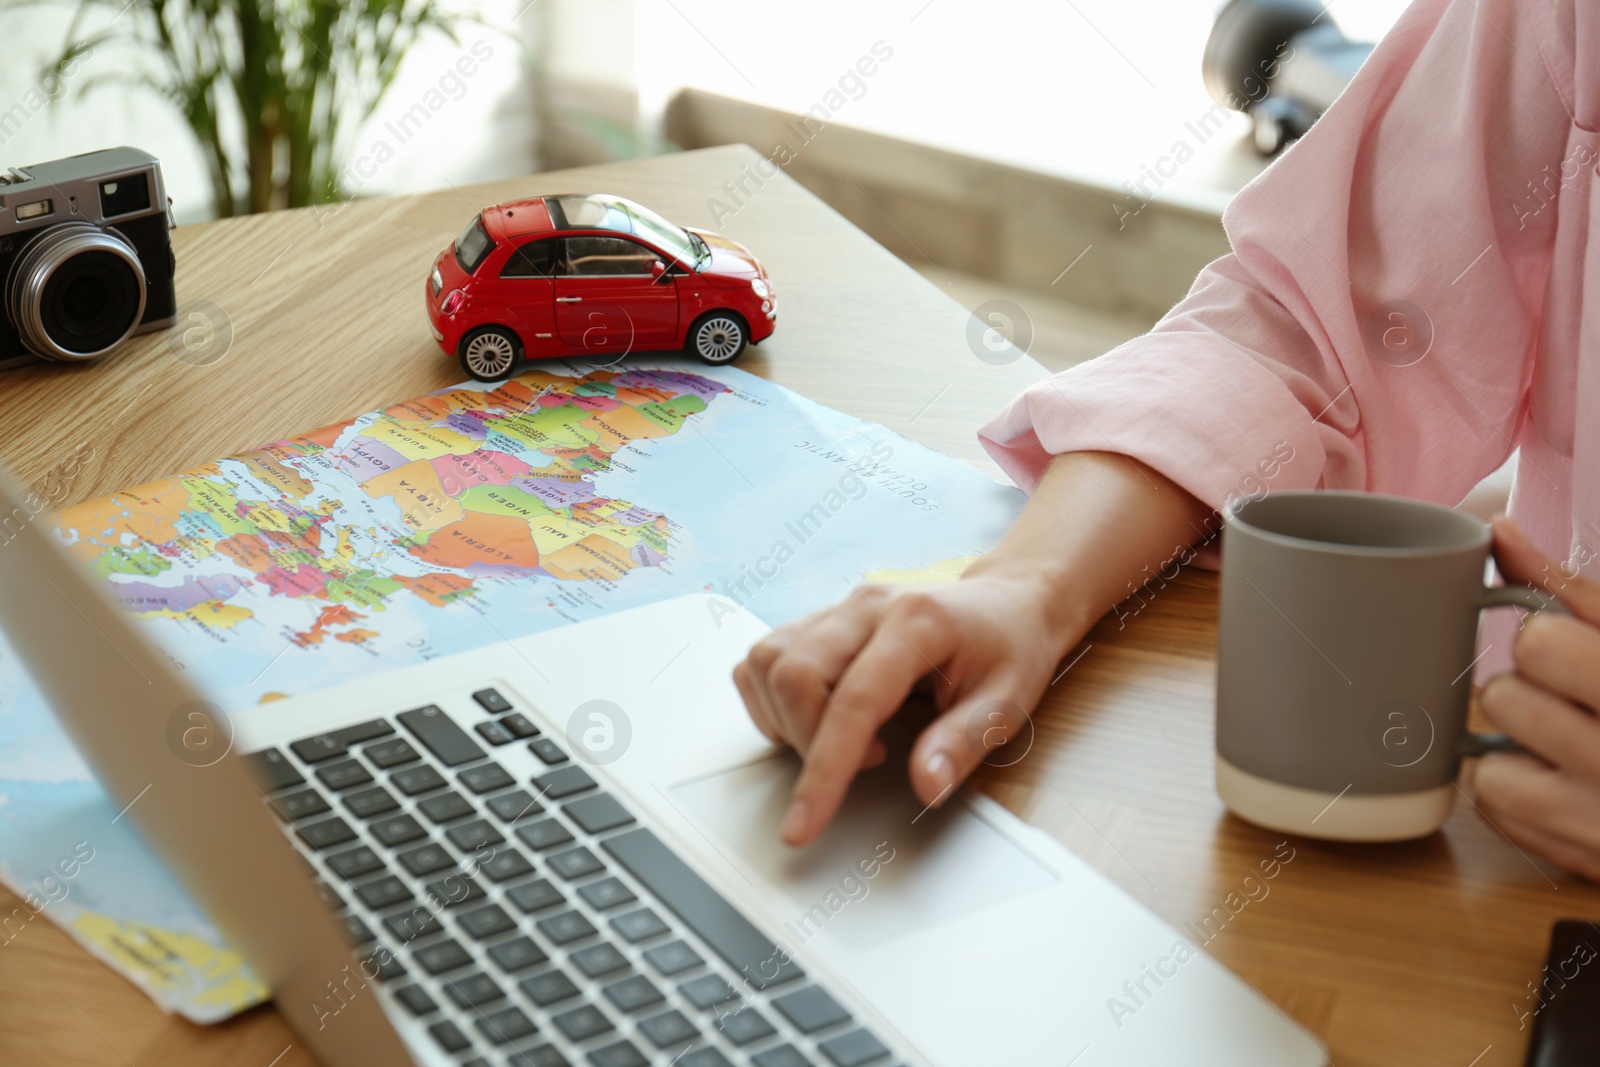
[6,222,146,362]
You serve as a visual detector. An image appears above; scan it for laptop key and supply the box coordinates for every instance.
[479,848,534,883]
[515,818,574,852]
[414,938,474,975]
[577,877,636,911]
[390,764,447,796]
[396,843,455,876]
[679,974,737,1010]
[519,968,581,1006]
[506,878,564,914]
[638,1009,699,1048]
[460,762,516,794]
[818,1029,891,1067]
[474,719,516,747]
[399,705,485,766]
[487,935,549,973]
[473,688,513,714]
[510,1047,570,1067]
[364,946,406,982]
[718,1006,777,1046]
[476,1004,537,1045]
[364,736,420,768]
[500,712,540,738]
[528,737,570,766]
[588,1040,647,1067]
[342,784,398,819]
[604,827,805,990]
[370,814,427,847]
[457,903,516,940]
[532,765,595,798]
[551,1003,613,1042]
[603,974,665,1014]
[316,759,374,792]
[427,1019,472,1053]
[425,872,485,908]
[536,910,597,946]
[393,984,438,1016]
[771,987,851,1034]
[485,789,543,823]
[341,914,376,945]
[290,735,348,764]
[298,816,357,850]
[446,819,504,852]
[751,1048,813,1067]
[355,875,413,911]
[611,908,669,944]
[383,906,444,943]
[443,971,505,1008]
[418,790,475,823]
[643,940,703,976]
[325,845,384,881]
[564,793,635,834]
[547,846,604,881]
[330,719,395,746]
[782,1059,844,1067]
[249,748,304,790]
[272,788,330,821]
[679,1050,735,1067]
[570,943,628,978]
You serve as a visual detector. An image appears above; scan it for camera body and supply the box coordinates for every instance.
[0,147,176,367]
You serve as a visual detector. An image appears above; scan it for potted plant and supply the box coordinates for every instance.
[32,0,478,217]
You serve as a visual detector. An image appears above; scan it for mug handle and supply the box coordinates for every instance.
[1457,584,1568,758]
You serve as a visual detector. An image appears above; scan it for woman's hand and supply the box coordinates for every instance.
[734,569,1081,847]
[1475,517,1600,879]
[732,450,1215,847]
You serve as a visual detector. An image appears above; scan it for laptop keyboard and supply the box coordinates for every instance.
[248,687,900,1067]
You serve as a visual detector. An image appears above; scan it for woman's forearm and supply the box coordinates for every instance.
[964,450,1214,654]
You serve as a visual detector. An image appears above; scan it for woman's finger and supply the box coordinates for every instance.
[1475,751,1600,860]
[784,596,962,846]
[732,660,782,744]
[1511,611,1600,713]
[1492,515,1600,625]
[1481,809,1600,882]
[759,594,881,756]
[1481,672,1600,781]
[910,675,1041,805]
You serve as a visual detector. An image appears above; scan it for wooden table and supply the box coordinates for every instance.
[0,145,1591,1067]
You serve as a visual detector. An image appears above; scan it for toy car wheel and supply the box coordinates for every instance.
[687,312,747,365]
[459,326,523,381]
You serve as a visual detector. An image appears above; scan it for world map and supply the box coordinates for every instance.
[0,360,1024,1020]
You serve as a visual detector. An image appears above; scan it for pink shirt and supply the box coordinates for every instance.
[979,0,1600,671]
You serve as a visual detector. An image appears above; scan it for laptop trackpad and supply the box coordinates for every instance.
[670,752,1057,951]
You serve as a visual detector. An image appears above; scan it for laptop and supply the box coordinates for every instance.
[0,468,1325,1066]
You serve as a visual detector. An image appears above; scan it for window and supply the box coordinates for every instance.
[622,201,697,267]
[547,195,632,234]
[501,238,560,278]
[563,236,658,277]
[454,215,495,275]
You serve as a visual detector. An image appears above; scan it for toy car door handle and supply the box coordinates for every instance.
[556,296,583,303]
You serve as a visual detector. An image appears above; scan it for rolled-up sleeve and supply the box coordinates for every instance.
[980,0,1573,511]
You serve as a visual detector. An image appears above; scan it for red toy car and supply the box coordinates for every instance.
[425,193,777,380]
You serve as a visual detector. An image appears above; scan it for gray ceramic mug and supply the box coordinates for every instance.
[1215,490,1552,841]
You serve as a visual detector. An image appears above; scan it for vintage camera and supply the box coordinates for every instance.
[0,147,176,367]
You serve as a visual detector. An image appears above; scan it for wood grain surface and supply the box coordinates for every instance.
[0,145,1590,1067]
